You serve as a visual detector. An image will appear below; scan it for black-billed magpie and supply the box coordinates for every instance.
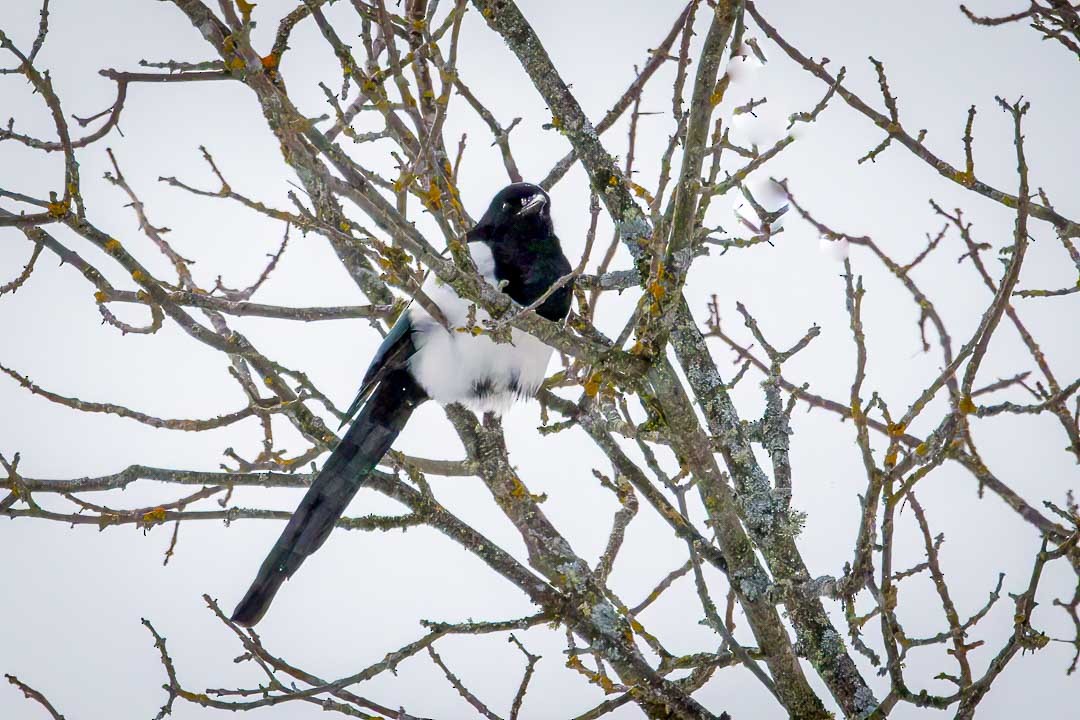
[231,183,572,626]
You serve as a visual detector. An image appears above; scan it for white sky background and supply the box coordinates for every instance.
[1,0,1077,718]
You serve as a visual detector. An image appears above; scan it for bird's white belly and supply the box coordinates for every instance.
[407,243,555,415]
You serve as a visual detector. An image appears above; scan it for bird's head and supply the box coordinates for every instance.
[474,182,552,240]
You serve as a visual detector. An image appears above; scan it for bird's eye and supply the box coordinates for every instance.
[502,201,511,211]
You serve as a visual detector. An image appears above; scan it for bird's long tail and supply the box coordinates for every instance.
[230,370,425,627]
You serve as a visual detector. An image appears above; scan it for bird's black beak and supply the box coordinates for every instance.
[518,193,547,217]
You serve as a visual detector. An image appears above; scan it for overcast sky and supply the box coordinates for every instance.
[1,1,1077,718]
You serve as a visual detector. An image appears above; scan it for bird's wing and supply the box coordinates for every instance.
[339,311,418,428]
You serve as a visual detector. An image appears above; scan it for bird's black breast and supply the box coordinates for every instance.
[480,234,573,322]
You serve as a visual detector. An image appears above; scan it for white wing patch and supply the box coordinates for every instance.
[407,242,555,415]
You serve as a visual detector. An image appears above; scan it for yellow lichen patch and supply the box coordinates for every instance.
[710,74,732,107]
[47,199,69,218]
[647,281,666,301]
[104,238,122,253]
[953,170,976,188]
[630,182,655,203]
[607,175,619,187]
[423,180,443,210]
[884,449,898,467]
[380,245,413,270]
[958,396,977,414]
[98,512,122,530]
[131,269,146,282]
[338,220,351,233]
[883,584,898,612]
[915,442,929,456]
[886,422,906,438]
[261,53,279,71]
[93,290,108,303]
[583,373,602,397]
[263,376,274,387]
[228,56,246,73]
[550,116,563,131]
[509,476,528,498]
[1024,629,1050,650]
[142,507,167,526]
[236,0,256,21]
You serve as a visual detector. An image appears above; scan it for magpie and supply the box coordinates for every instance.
[231,182,573,626]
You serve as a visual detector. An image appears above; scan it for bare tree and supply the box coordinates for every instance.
[2,1,1077,718]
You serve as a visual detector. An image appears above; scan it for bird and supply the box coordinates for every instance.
[230,182,573,626]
